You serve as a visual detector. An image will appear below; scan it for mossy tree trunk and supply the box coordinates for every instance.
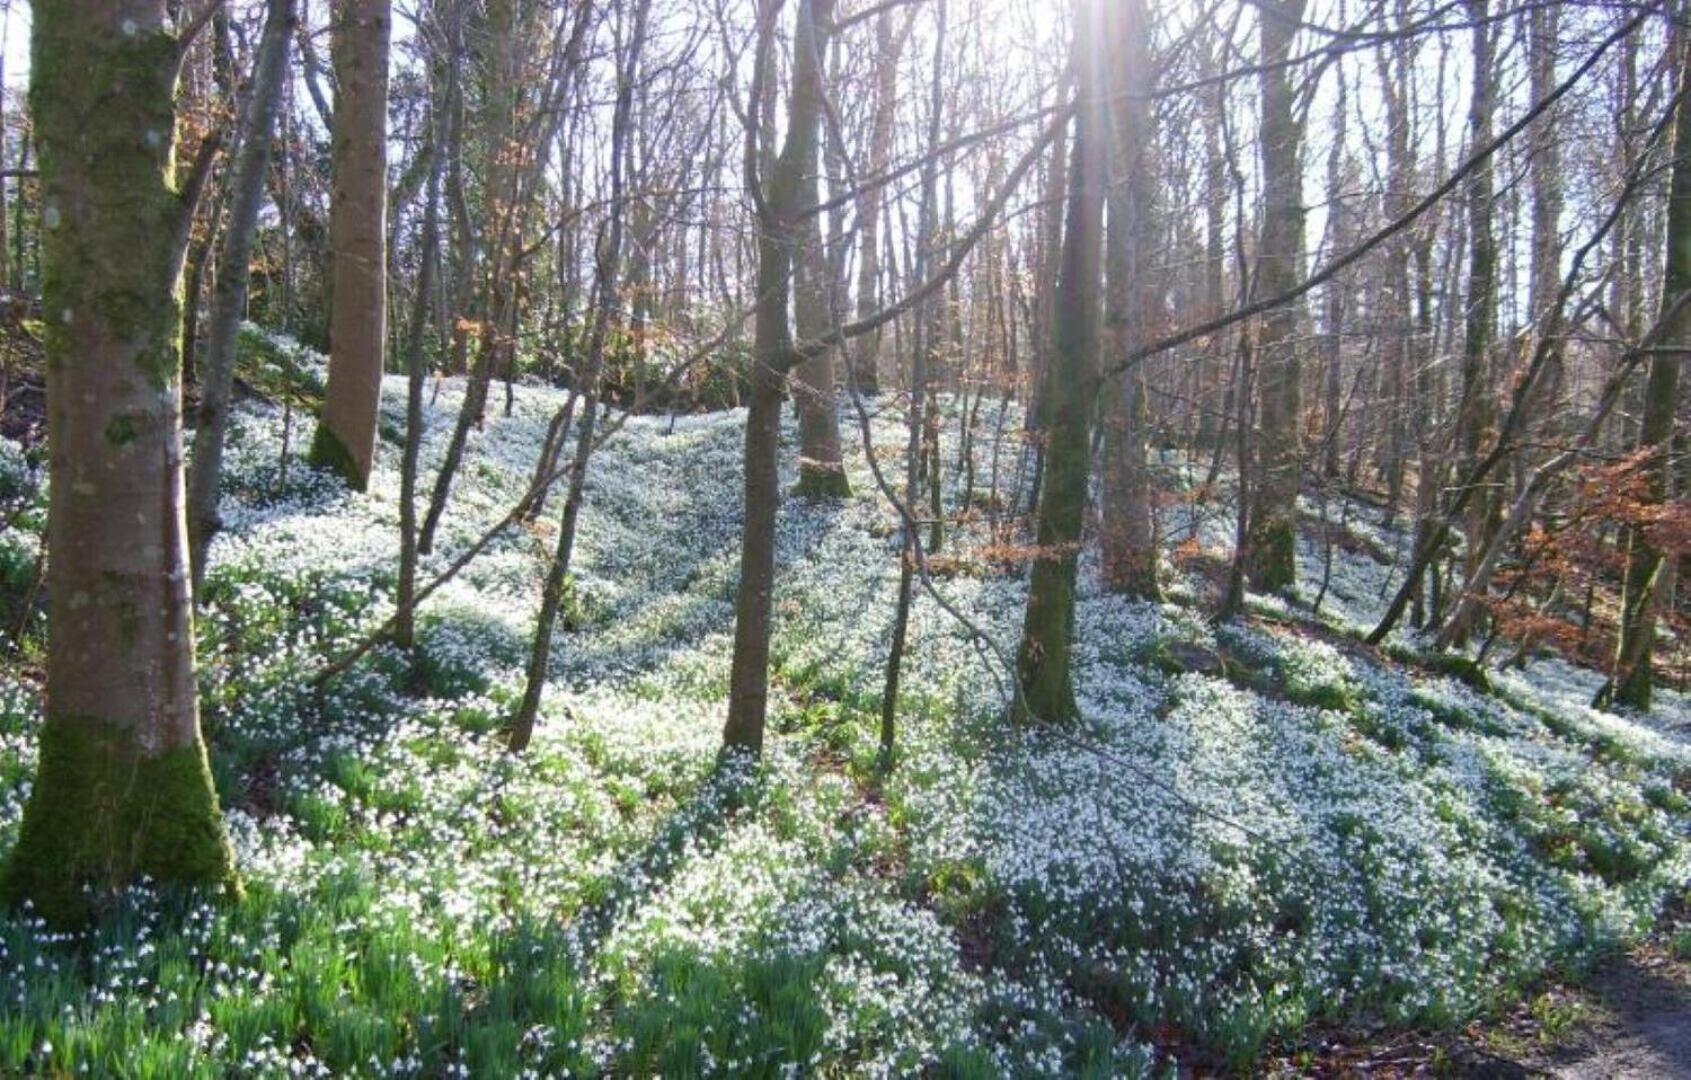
[312,0,390,490]
[1241,0,1307,595]
[4,0,238,926]
[1602,14,1691,711]
[1013,0,1107,724]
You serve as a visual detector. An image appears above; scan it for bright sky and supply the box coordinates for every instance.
[1,3,27,94]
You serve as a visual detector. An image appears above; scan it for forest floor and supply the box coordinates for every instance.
[1517,948,1691,1078]
[0,327,1688,1076]
[1271,914,1691,1076]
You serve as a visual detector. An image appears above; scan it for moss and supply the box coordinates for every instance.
[792,465,851,501]
[1244,515,1297,594]
[1612,664,1653,712]
[103,414,141,447]
[2,715,240,927]
[308,422,369,491]
[1423,652,1494,694]
[33,13,186,392]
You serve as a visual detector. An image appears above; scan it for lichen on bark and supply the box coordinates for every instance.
[7,2,240,926]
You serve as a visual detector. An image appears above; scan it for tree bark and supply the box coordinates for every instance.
[1013,0,1106,723]
[311,0,391,490]
[187,0,296,592]
[4,0,237,926]
[1098,0,1161,600]
[1241,0,1308,593]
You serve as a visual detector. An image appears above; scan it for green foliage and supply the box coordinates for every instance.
[616,949,829,1077]
[234,324,325,410]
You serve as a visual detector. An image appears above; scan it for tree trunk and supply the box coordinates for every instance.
[722,0,832,757]
[790,23,850,506]
[1448,0,1499,647]
[1241,0,1308,593]
[396,68,450,652]
[879,0,949,763]
[311,0,391,490]
[4,0,238,926]
[187,0,296,592]
[1603,18,1691,710]
[510,0,649,752]
[788,173,845,500]
[1013,0,1106,724]
[1099,0,1161,600]
[850,12,904,395]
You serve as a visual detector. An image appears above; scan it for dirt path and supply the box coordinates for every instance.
[1265,932,1691,1078]
[1520,955,1691,1079]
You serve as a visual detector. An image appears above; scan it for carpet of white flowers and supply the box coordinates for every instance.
[0,329,1688,1076]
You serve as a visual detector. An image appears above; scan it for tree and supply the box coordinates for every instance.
[188,0,297,591]
[1241,0,1308,593]
[510,0,650,752]
[1447,0,1499,646]
[722,0,833,756]
[396,16,453,654]
[878,0,950,764]
[789,0,849,501]
[1601,14,1691,711]
[1013,0,1106,724]
[717,0,1063,757]
[1098,0,1162,600]
[849,11,908,396]
[4,0,238,925]
[311,0,391,490]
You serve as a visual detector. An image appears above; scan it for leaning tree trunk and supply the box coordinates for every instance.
[188,0,296,592]
[311,0,391,489]
[1603,16,1691,710]
[1241,0,1308,594]
[1013,0,1107,724]
[509,0,650,753]
[4,0,238,926]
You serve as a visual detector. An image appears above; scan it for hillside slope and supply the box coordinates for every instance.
[0,345,1687,1076]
